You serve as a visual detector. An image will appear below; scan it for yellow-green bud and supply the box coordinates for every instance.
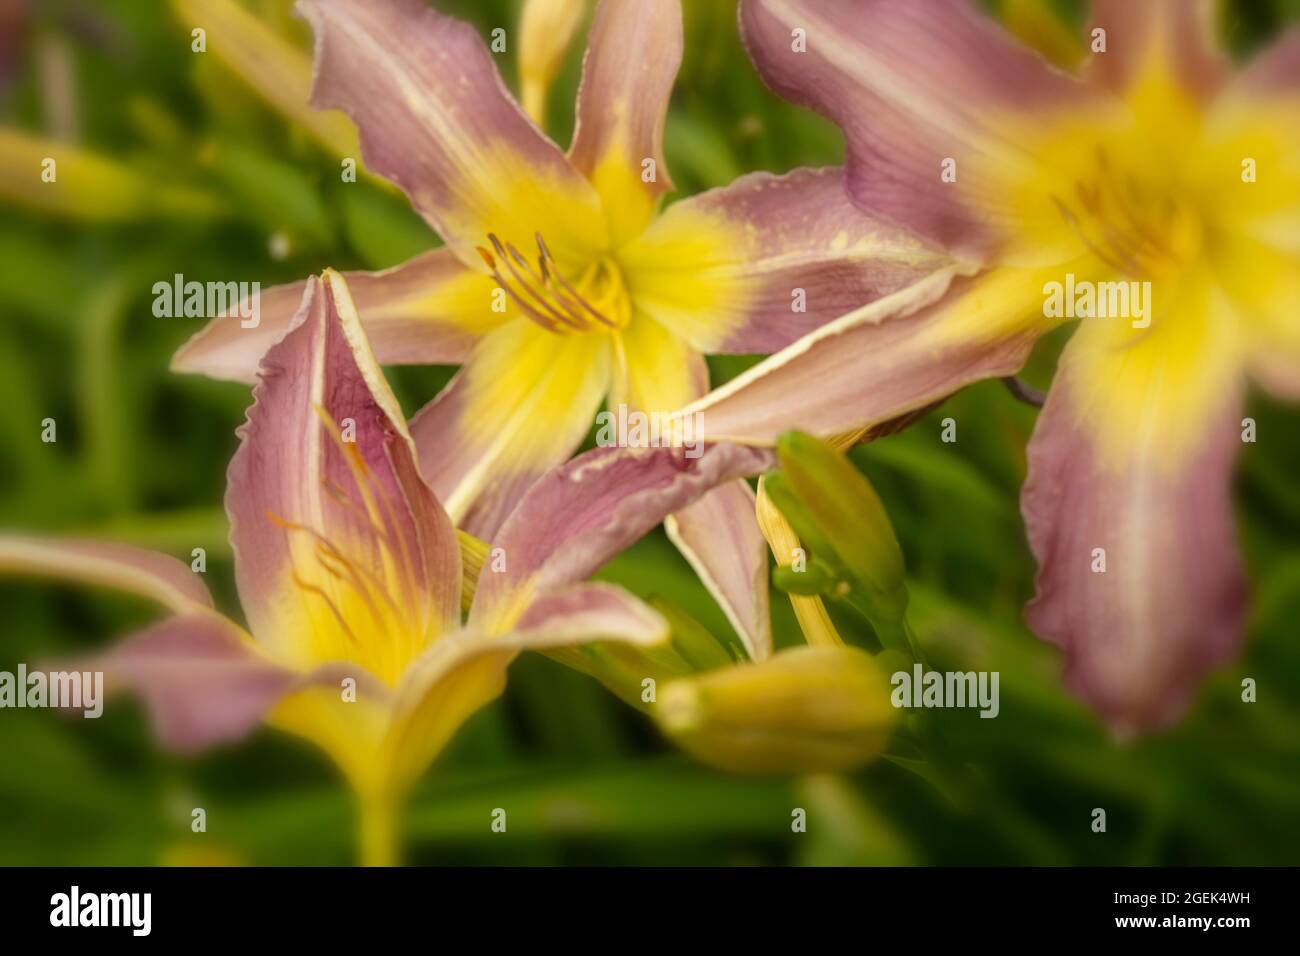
[775,431,908,623]
[655,645,898,773]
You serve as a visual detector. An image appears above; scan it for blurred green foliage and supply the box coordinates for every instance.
[0,0,1297,866]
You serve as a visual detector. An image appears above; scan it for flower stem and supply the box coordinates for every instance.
[358,792,401,867]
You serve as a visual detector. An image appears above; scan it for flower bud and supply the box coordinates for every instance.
[655,645,898,773]
[774,431,908,624]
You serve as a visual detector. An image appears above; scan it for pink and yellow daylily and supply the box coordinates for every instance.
[681,0,1300,731]
[170,0,949,660]
[0,270,769,864]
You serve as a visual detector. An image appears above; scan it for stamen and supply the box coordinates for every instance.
[268,507,402,628]
[535,233,618,329]
[489,233,585,330]
[261,404,440,675]
[477,230,625,334]
[315,412,430,647]
[1053,148,1191,280]
[503,238,593,328]
[1051,195,1133,275]
[478,243,562,332]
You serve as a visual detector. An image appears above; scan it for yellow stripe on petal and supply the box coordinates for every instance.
[436,142,610,268]
[586,144,661,248]
[568,0,682,247]
[611,312,706,414]
[618,200,753,352]
[447,319,612,517]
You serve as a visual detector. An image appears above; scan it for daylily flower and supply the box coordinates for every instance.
[683,0,1300,731]
[170,0,950,660]
[0,270,769,864]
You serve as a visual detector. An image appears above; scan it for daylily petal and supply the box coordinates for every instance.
[1085,0,1229,104]
[409,319,611,539]
[227,272,461,682]
[0,537,212,614]
[513,582,669,645]
[679,264,1052,445]
[1227,26,1300,94]
[382,583,665,792]
[94,610,300,754]
[610,312,707,414]
[298,0,607,267]
[622,167,953,354]
[1217,238,1300,402]
[267,667,394,796]
[665,481,772,662]
[1022,282,1249,732]
[569,0,682,246]
[171,248,496,384]
[1201,30,1300,399]
[738,0,1097,258]
[609,318,771,662]
[469,442,774,633]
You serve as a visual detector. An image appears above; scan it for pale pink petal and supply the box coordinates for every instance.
[624,166,953,354]
[738,0,1096,258]
[513,582,669,646]
[609,320,772,663]
[1022,330,1249,733]
[227,272,460,676]
[680,266,1047,445]
[94,612,292,753]
[470,442,773,631]
[298,0,606,265]
[171,249,492,384]
[91,611,392,754]
[1226,26,1300,94]
[1086,0,1229,102]
[568,0,683,244]
[666,481,772,661]
[0,537,212,614]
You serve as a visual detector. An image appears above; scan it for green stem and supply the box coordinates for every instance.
[358,791,402,867]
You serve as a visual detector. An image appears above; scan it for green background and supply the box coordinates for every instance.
[1,0,1297,865]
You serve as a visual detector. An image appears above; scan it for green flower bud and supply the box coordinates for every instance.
[655,645,898,773]
[775,431,908,624]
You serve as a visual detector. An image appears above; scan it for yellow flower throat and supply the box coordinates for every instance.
[1051,145,1203,283]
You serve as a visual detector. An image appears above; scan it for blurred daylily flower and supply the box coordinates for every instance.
[684,0,1300,731]
[0,127,220,221]
[518,0,589,123]
[0,270,768,864]
[170,0,950,660]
